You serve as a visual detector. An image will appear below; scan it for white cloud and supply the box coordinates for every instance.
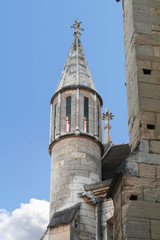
[0,199,49,240]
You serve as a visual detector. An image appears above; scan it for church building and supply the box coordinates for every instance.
[41,0,160,239]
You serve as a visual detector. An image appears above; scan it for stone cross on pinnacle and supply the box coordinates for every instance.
[71,18,84,37]
[103,108,114,144]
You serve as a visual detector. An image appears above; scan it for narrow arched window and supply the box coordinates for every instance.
[54,104,57,139]
[84,97,89,133]
[66,96,71,132]
[97,106,99,137]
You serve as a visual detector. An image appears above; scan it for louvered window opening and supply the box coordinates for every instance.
[97,106,99,137]
[66,96,71,132]
[84,97,89,133]
[54,104,57,139]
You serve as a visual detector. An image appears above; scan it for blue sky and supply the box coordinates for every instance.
[0,0,128,219]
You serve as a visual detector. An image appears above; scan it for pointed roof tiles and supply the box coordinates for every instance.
[55,35,97,93]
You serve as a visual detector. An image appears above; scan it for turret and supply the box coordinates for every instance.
[48,19,103,239]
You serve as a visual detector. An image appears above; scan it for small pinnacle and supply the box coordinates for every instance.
[71,18,84,37]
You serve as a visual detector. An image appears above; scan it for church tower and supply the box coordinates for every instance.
[107,1,160,239]
[47,19,103,239]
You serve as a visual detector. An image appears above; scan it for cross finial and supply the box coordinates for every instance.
[103,108,114,144]
[71,18,84,37]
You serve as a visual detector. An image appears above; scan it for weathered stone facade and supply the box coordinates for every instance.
[50,136,101,216]
[123,0,160,150]
[41,3,160,239]
[109,140,160,240]
[108,1,160,240]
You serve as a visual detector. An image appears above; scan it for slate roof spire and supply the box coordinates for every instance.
[55,19,97,93]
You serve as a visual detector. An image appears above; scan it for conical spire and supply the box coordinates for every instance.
[56,20,96,93]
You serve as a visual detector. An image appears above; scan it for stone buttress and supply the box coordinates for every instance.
[107,1,160,240]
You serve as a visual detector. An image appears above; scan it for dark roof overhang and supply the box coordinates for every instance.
[106,149,139,199]
[101,143,130,181]
[48,203,80,229]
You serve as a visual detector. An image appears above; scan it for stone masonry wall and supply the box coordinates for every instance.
[50,225,70,240]
[101,200,114,240]
[112,140,160,240]
[118,2,160,237]
[123,0,160,150]
[113,180,123,240]
[50,136,101,216]
[49,136,101,239]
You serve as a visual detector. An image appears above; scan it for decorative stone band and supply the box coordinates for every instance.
[50,85,103,106]
[48,132,104,156]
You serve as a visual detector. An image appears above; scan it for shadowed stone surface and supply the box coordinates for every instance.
[102,144,130,180]
[48,203,80,228]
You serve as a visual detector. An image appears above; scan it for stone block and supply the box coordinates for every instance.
[123,186,143,205]
[86,209,95,219]
[123,220,150,239]
[151,220,160,240]
[137,69,160,85]
[78,169,90,177]
[135,22,151,34]
[156,113,160,125]
[79,223,85,232]
[156,165,160,178]
[72,152,86,159]
[84,224,95,234]
[123,201,160,219]
[133,5,150,14]
[139,140,149,152]
[127,85,139,120]
[150,140,160,153]
[57,225,64,233]
[136,45,154,57]
[138,82,160,100]
[152,24,160,35]
[133,12,160,25]
[124,238,151,240]
[80,216,95,227]
[50,225,70,240]
[122,215,149,223]
[143,188,160,202]
[138,151,160,165]
[141,112,156,125]
[68,183,84,191]
[151,7,160,16]
[135,33,160,49]
[139,163,156,178]
[73,176,91,184]
[152,62,160,70]
[51,227,58,234]
[137,59,152,69]
[140,97,160,113]
[154,46,160,57]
